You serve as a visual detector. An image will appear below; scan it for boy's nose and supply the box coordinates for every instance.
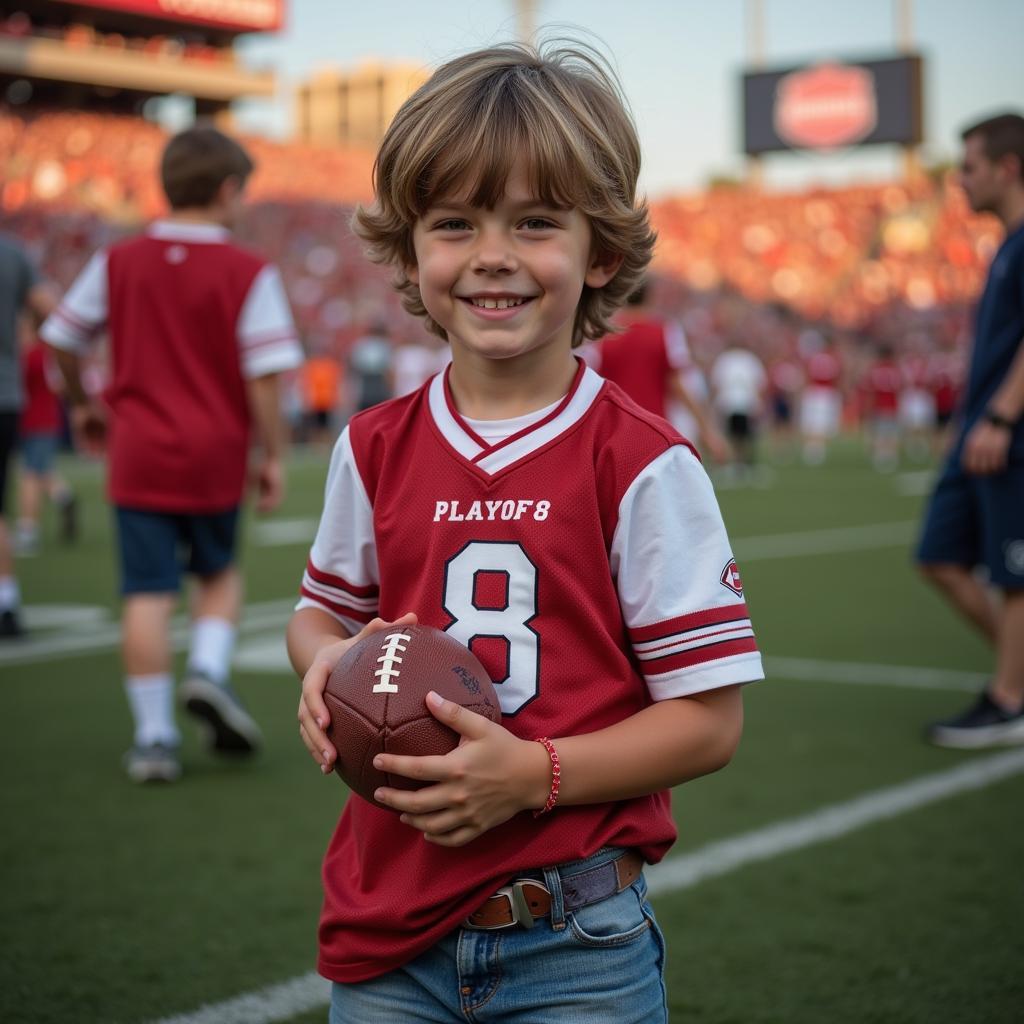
[471,230,517,273]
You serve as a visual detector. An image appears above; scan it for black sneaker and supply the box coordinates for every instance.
[925,691,1024,749]
[179,672,262,755]
[0,608,25,639]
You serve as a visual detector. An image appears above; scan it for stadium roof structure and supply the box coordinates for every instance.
[2,0,281,111]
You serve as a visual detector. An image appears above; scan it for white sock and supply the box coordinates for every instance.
[188,617,236,685]
[125,673,180,746]
[0,575,20,610]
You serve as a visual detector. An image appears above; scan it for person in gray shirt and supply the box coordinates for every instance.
[0,234,56,636]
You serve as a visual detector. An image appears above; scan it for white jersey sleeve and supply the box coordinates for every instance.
[40,250,108,352]
[297,426,380,634]
[611,444,763,699]
[237,264,303,379]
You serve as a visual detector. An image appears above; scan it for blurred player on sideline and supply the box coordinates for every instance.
[592,281,730,462]
[0,234,56,636]
[711,342,766,475]
[918,113,1024,747]
[42,126,303,782]
[800,332,844,464]
[766,349,803,461]
[16,331,77,555]
[860,342,904,472]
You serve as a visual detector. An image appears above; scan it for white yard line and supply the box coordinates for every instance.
[250,518,319,547]
[733,520,917,560]
[646,746,1024,893]
[0,598,296,667]
[144,747,1024,1024]
[149,973,331,1024]
[763,656,986,692]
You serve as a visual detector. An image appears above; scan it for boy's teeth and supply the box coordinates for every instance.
[472,297,524,309]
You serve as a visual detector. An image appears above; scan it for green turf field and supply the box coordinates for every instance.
[3,442,1021,1024]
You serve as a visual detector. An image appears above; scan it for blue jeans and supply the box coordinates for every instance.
[329,847,668,1023]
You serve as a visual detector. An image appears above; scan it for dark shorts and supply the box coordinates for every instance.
[916,454,1024,590]
[0,411,17,517]
[727,412,754,441]
[20,432,59,474]
[772,396,792,424]
[115,506,240,595]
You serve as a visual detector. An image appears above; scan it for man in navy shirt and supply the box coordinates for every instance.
[918,112,1024,747]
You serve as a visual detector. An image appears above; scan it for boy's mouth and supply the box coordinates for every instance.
[461,295,534,310]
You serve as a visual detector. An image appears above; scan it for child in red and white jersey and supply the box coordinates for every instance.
[288,43,763,1022]
[42,127,303,783]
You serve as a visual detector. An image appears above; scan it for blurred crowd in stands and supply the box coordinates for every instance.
[3,10,241,66]
[2,109,992,465]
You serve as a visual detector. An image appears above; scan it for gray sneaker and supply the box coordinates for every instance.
[123,741,182,783]
[179,672,262,755]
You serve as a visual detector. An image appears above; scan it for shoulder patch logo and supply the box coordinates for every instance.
[720,558,744,596]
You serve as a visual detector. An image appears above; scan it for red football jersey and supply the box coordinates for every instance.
[20,342,62,434]
[863,360,902,416]
[805,350,842,388]
[594,316,689,419]
[297,360,763,982]
[41,222,302,511]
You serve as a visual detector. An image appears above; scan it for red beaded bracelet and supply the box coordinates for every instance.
[533,736,561,817]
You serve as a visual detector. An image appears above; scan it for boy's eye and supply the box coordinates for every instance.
[435,218,471,231]
[521,217,556,230]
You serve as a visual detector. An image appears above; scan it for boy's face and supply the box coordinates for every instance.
[408,160,616,365]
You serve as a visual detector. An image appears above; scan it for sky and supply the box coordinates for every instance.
[233,0,1024,198]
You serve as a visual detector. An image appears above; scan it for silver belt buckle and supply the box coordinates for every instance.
[468,879,546,930]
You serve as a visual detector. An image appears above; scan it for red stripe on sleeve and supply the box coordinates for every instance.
[628,603,750,644]
[638,636,759,675]
[299,585,376,624]
[305,559,379,599]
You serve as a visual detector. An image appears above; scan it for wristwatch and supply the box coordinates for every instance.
[984,409,1017,430]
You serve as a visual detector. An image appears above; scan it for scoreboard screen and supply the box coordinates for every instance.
[742,55,923,155]
[65,0,284,33]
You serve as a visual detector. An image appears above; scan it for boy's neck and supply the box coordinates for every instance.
[447,348,579,421]
[165,208,230,229]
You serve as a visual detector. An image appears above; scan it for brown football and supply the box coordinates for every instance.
[324,624,501,807]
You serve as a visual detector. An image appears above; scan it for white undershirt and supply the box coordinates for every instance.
[461,398,562,445]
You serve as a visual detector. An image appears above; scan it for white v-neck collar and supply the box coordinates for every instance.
[427,362,605,477]
[148,220,231,243]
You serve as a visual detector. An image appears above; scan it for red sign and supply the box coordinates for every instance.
[64,0,284,32]
[774,63,877,150]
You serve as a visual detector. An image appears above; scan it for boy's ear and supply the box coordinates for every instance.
[405,262,419,286]
[585,249,624,289]
[217,175,243,205]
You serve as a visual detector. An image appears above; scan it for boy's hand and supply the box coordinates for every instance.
[372,692,552,847]
[70,400,107,456]
[252,454,284,514]
[297,612,418,774]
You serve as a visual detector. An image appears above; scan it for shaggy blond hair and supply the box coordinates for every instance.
[352,42,656,345]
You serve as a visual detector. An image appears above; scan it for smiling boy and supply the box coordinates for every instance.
[287,43,764,1023]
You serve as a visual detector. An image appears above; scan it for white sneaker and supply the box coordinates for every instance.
[123,741,182,783]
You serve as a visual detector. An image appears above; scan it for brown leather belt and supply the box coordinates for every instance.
[464,850,645,930]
